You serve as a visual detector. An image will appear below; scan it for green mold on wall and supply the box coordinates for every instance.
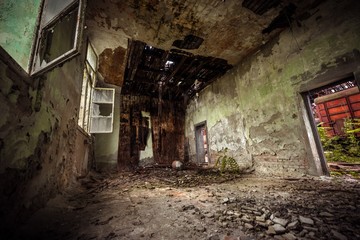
[0,0,42,71]
[185,0,360,175]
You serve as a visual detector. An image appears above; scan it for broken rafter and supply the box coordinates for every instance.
[128,41,146,83]
[123,40,232,100]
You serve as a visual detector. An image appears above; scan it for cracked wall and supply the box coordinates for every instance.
[185,0,360,176]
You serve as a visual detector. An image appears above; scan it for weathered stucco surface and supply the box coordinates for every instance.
[0,43,89,222]
[98,46,127,86]
[185,0,360,176]
[86,0,287,66]
[0,0,41,71]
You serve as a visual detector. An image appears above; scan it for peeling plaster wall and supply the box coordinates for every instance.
[98,46,126,86]
[185,0,360,176]
[86,0,286,66]
[92,42,126,171]
[0,0,41,71]
[0,43,89,223]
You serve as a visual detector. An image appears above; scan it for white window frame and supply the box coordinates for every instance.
[90,88,115,134]
[78,41,115,134]
[31,0,85,75]
[78,41,96,133]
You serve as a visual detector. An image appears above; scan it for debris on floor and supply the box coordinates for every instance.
[3,169,360,240]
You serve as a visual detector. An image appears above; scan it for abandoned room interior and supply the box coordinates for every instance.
[0,0,360,239]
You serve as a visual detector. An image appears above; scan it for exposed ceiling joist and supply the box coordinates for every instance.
[122,40,232,100]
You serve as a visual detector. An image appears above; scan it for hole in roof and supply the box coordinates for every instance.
[242,0,281,15]
[172,35,204,50]
[262,3,297,34]
[123,40,232,100]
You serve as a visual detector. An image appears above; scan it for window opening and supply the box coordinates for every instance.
[41,0,76,24]
[90,88,115,133]
[31,0,84,75]
[307,77,360,178]
[78,41,115,134]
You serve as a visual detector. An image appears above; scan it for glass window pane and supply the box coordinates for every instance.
[92,89,114,103]
[37,7,77,66]
[86,44,97,71]
[31,0,83,75]
[42,0,76,24]
[90,88,115,133]
[90,118,113,133]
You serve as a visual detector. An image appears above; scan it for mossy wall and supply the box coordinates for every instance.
[185,0,360,176]
[0,0,41,71]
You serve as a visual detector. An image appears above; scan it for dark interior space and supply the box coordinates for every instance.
[0,0,360,239]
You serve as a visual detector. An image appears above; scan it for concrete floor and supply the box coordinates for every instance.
[4,169,360,240]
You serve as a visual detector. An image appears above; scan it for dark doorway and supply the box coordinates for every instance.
[195,121,210,164]
[306,76,360,177]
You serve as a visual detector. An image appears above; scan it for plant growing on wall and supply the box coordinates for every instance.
[214,148,239,173]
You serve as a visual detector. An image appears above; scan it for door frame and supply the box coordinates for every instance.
[300,71,360,176]
[301,92,329,176]
[194,121,210,164]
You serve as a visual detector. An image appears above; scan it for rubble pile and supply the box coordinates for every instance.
[6,169,360,240]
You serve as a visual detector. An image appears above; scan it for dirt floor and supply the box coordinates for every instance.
[3,168,360,240]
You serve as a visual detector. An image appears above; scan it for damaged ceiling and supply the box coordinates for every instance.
[122,40,232,99]
[85,0,318,99]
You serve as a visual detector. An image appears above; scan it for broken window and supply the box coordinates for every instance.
[31,0,84,75]
[90,88,115,133]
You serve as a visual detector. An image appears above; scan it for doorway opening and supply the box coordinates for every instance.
[307,76,360,178]
[195,121,210,165]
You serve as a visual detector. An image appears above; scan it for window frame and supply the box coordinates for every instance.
[30,0,85,76]
[90,88,115,134]
[78,41,115,134]
[78,40,97,134]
